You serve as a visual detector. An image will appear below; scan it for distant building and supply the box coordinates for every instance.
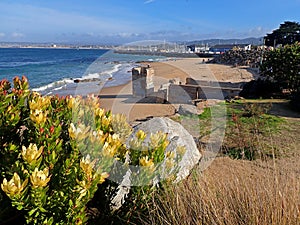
[209,44,251,53]
[187,44,209,53]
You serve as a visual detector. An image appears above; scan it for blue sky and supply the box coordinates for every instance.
[0,0,300,44]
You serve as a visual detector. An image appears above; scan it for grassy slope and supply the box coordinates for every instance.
[142,100,300,225]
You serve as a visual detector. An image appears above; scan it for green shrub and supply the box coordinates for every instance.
[0,76,184,224]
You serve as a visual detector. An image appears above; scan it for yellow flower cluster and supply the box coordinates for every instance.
[68,123,90,140]
[101,116,112,131]
[30,168,51,188]
[94,107,105,118]
[111,114,132,140]
[165,151,176,170]
[150,131,169,150]
[139,156,155,172]
[136,130,147,140]
[99,172,109,184]
[21,143,43,164]
[66,96,81,110]
[1,173,28,197]
[29,94,50,125]
[87,94,100,109]
[102,134,122,157]
[29,94,51,110]
[30,109,47,125]
[80,155,96,180]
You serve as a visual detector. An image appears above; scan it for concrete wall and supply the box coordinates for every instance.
[186,78,245,89]
[166,84,241,102]
[168,84,198,103]
[132,67,242,103]
[132,66,154,98]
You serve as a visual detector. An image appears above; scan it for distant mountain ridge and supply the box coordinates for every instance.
[184,37,263,46]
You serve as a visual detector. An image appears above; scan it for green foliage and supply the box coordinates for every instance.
[0,76,104,224]
[264,21,300,47]
[0,76,186,224]
[223,102,284,160]
[260,42,300,92]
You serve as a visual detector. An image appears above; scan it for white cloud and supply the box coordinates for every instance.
[0,32,5,38]
[11,32,24,38]
[144,0,155,4]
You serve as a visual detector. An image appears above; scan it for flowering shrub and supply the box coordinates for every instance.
[0,76,185,224]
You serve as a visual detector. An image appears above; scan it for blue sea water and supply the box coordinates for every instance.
[0,48,165,96]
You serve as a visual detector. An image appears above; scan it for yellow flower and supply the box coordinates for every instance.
[166,151,175,159]
[129,138,142,150]
[111,114,132,139]
[30,167,51,188]
[67,96,75,109]
[102,134,122,157]
[21,143,43,164]
[139,156,155,171]
[30,109,47,124]
[107,134,122,148]
[68,123,90,140]
[150,131,168,149]
[80,155,96,179]
[94,107,105,118]
[136,130,146,140]
[1,173,28,197]
[93,130,107,145]
[101,116,112,130]
[87,94,100,109]
[102,142,118,157]
[161,139,170,150]
[29,96,50,111]
[99,172,109,184]
[68,123,77,139]
[67,96,81,110]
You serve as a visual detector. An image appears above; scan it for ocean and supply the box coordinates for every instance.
[0,48,165,96]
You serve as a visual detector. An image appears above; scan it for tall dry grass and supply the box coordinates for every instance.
[143,157,300,225]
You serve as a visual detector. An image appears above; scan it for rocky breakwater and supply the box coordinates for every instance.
[210,49,263,68]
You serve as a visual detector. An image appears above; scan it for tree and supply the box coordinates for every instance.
[264,21,300,47]
[260,42,300,92]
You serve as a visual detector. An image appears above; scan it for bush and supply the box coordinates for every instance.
[0,77,184,224]
[239,78,281,99]
[222,102,284,160]
[290,91,300,111]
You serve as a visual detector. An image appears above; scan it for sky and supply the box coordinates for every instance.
[0,0,300,44]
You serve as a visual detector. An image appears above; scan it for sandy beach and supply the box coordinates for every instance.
[99,58,258,122]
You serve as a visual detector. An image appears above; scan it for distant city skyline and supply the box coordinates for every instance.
[0,0,300,44]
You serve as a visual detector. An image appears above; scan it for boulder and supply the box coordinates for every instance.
[111,117,201,210]
[130,117,201,181]
[178,104,202,116]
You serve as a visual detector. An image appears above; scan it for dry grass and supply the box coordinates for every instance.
[139,105,300,225]
[144,157,300,225]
